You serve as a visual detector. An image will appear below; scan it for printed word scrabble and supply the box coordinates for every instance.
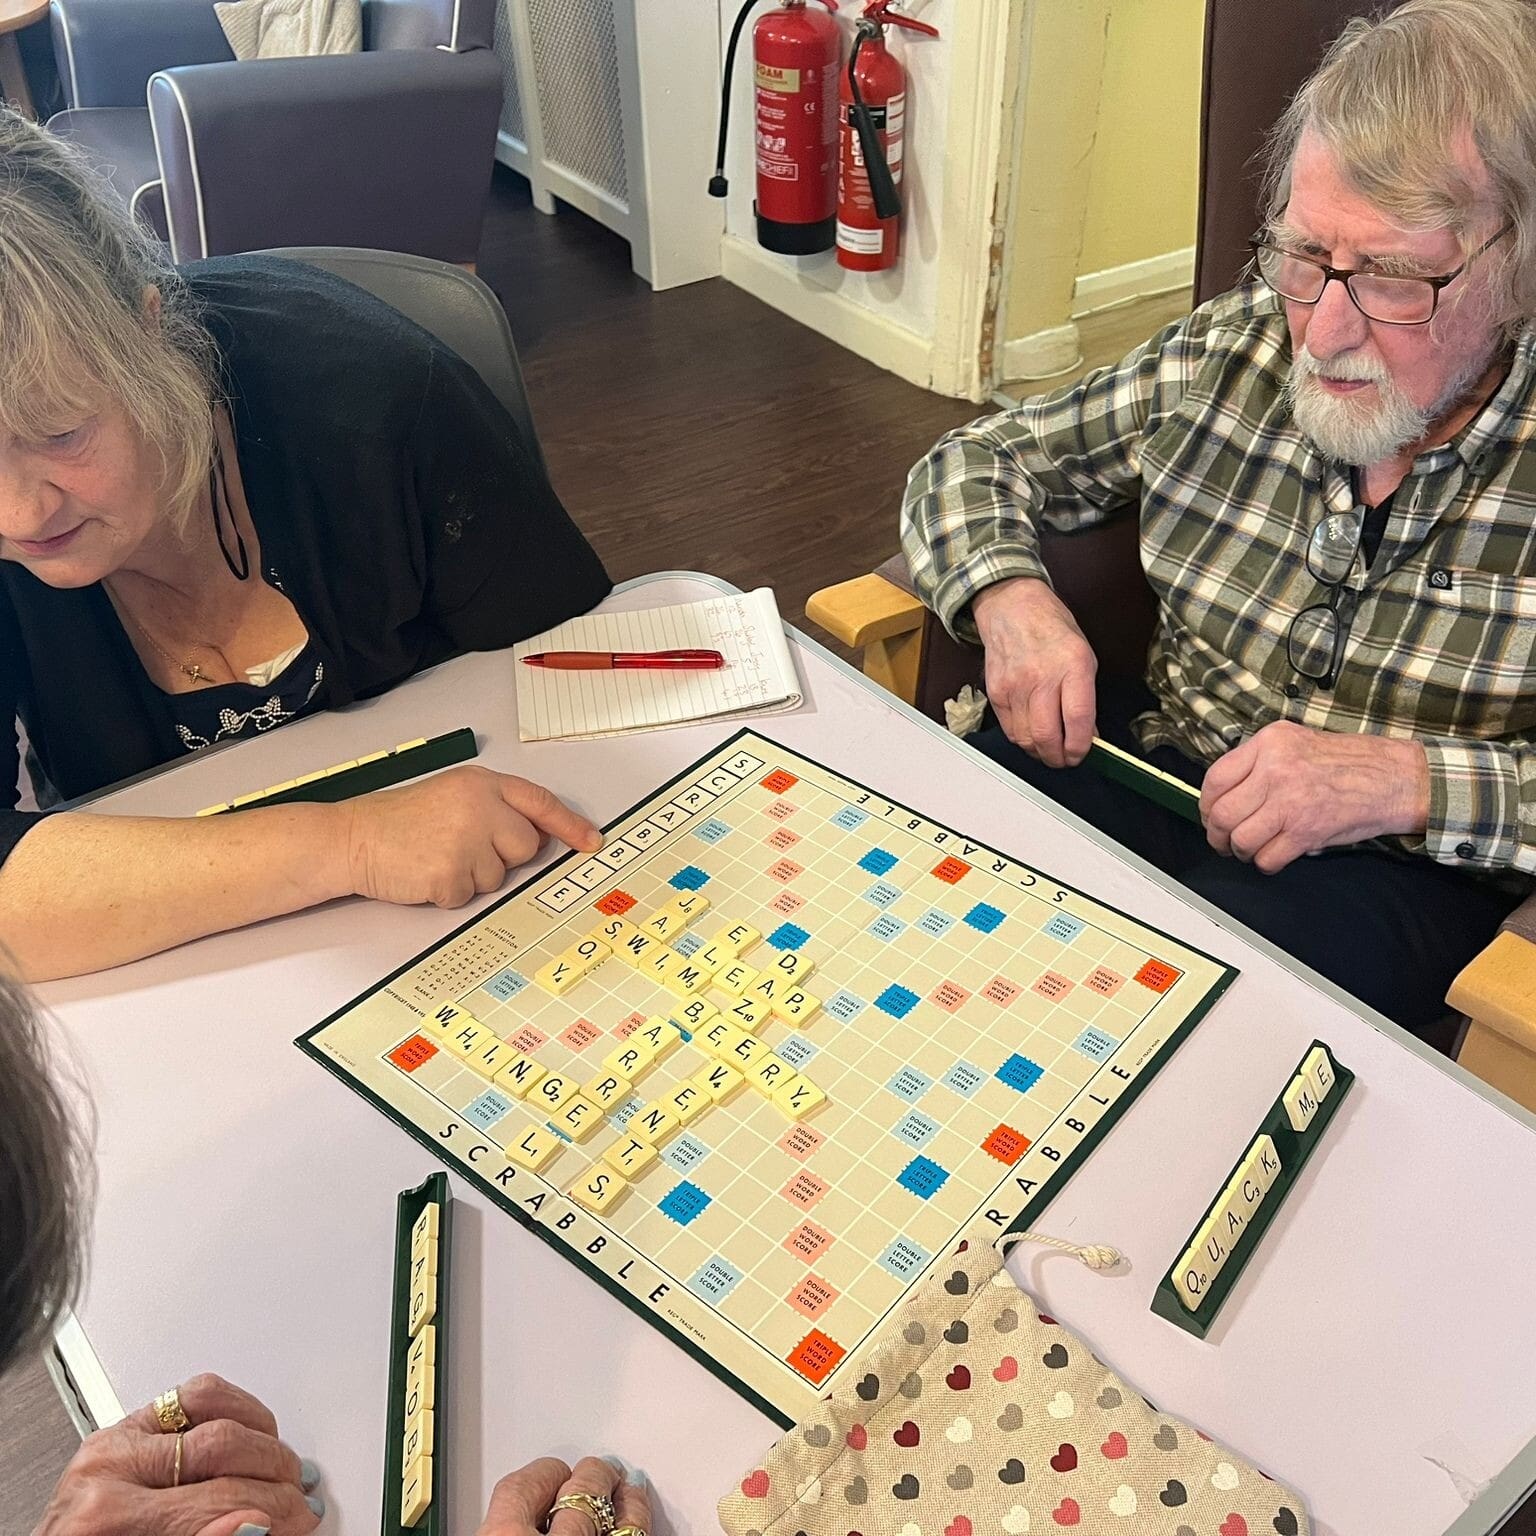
[300,731,1235,1421]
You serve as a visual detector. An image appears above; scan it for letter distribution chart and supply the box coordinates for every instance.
[300,731,1236,1422]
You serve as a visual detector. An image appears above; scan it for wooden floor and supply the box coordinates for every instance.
[5,174,1534,1534]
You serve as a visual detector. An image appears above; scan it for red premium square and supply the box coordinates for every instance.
[595,889,637,917]
[786,1329,846,1384]
[982,1124,1031,1165]
[931,856,971,884]
[761,769,799,795]
[388,1035,438,1072]
[1134,958,1182,993]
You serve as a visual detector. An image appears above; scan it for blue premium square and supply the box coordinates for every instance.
[778,1034,818,1068]
[831,805,870,831]
[693,818,732,844]
[868,914,907,942]
[669,865,711,890]
[1072,1026,1119,1063]
[874,983,921,1018]
[886,1065,933,1102]
[767,922,811,950]
[896,1156,950,1199]
[673,931,705,958]
[859,847,900,876]
[863,880,904,909]
[659,1181,712,1225]
[891,1109,940,1149]
[825,990,868,1024]
[996,1053,1045,1093]
[1043,912,1086,943]
[943,1060,986,1097]
[687,1256,742,1303]
[963,902,1007,934]
[465,1089,513,1131]
[662,1133,711,1174]
[877,1235,933,1279]
[916,908,957,938]
[484,967,529,1002]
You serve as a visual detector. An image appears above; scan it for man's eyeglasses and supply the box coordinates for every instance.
[1250,223,1511,326]
[1287,507,1366,689]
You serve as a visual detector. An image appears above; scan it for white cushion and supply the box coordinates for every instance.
[214,0,362,60]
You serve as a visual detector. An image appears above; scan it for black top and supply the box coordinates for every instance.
[165,642,327,753]
[0,256,611,863]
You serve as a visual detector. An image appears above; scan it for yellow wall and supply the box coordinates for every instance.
[1005,0,1203,339]
[1079,0,1204,275]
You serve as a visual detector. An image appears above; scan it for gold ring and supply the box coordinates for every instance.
[153,1388,191,1433]
[173,1430,185,1487]
[548,1490,616,1534]
[611,1527,649,1536]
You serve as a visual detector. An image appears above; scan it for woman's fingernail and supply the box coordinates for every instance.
[305,1493,326,1517]
[300,1458,321,1491]
[626,1464,649,1489]
[233,1526,271,1536]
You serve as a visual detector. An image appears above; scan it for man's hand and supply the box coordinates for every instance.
[1201,721,1430,873]
[339,767,604,909]
[35,1374,320,1536]
[972,577,1098,768]
[476,1456,651,1536]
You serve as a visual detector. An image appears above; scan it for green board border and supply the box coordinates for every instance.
[382,1173,451,1534]
[298,727,1238,1427]
[1152,1041,1353,1338]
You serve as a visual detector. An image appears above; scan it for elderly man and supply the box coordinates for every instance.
[901,0,1536,1038]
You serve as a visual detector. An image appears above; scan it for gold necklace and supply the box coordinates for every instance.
[118,605,224,686]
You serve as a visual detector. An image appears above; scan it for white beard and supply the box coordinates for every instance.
[1286,345,1489,466]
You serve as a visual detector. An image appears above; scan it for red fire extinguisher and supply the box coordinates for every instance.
[710,0,842,255]
[838,1,938,271]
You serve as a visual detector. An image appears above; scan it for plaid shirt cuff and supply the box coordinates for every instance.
[1420,738,1530,873]
[925,547,1052,646]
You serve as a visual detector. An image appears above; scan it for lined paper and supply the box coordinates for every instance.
[513,588,802,741]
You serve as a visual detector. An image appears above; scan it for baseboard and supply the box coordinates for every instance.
[1072,245,1194,315]
[719,235,951,396]
[999,322,1082,385]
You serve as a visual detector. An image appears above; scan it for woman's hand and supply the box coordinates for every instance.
[340,767,604,908]
[477,1456,652,1536]
[34,1374,321,1536]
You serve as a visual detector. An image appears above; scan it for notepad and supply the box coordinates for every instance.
[513,589,803,741]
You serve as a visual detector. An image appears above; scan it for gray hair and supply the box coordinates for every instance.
[1262,0,1536,337]
[0,107,218,530]
[0,967,91,1376]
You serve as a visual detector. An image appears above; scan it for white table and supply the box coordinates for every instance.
[43,572,1536,1536]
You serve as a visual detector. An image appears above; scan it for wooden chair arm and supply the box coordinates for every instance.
[1448,929,1536,1114]
[805,573,929,706]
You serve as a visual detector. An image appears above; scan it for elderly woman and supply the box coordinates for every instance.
[4,967,654,1534]
[0,109,611,982]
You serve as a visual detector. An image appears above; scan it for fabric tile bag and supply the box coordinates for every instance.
[719,1235,1308,1536]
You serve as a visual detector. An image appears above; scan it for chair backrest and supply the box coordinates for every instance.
[361,0,493,53]
[256,246,547,477]
[1193,0,1407,303]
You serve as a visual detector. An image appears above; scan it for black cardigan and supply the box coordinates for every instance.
[0,256,611,863]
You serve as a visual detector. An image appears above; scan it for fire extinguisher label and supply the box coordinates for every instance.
[755,62,802,94]
[837,220,885,255]
[845,103,890,130]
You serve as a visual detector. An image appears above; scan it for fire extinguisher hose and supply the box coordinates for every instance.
[709,0,762,197]
[848,21,902,220]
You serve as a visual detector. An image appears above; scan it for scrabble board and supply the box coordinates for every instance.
[299,730,1236,1423]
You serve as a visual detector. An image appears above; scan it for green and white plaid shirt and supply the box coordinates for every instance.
[901,281,1536,878]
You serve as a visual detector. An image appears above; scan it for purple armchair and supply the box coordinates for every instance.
[46,0,501,264]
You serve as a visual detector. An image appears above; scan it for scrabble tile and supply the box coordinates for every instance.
[1303,1043,1337,1103]
[695,941,736,974]
[1194,1210,1234,1283]
[1250,1132,1282,1189]
[602,1043,652,1083]
[746,972,785,1005]
[1283,1071,1321,1133]
[664,956,714,997]
[584,1071,628,1109]
[728,1033,768,1069]
[404,1363,434,1419]
[701,1018,743,1058]
[768,949,815,986]
[401,1453,432,1526]
[612,923,659,967]
[603,1136,658,1177]
[534,953,586,997]
[423,1002,465,1038]
[694,1060,746,1104]
[407,1273,437,1337]
[570,1165,629,1214]
[666,1082,708,1125]
[403,1404,433,1464]
[354,750,390,766]
[1210,1178,1251,1251]
[590,915,632,947]
[1172,1238,1214,1312]
[714,921,762,956]
[669,889,712,923]
[630,1103,680,1145]
[716,960,761,996]
[410,1203,439,1252]
[750,1055,794,1096]
[729,994,774,1028]
[773,988,822,1025]
[555,1095,605,1142]
[633,1017,683,1061]
[670,997,719,1034]
[508,1122,564,1173]
[566,935,612,973]
[408,1244,437,1293]
[775,1075,827,1121]
[641,900,701,941]
[492,1054,546,1099]
[406,1320,435,1381]
[469,1034,518,1079]
[444,1018,487,1059]
[530,1073,579,1114]
[643,946,684,986]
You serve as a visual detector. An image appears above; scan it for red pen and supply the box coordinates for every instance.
[521,648,726,671]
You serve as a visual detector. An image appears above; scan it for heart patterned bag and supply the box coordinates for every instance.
[718,1234,1308,1536]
